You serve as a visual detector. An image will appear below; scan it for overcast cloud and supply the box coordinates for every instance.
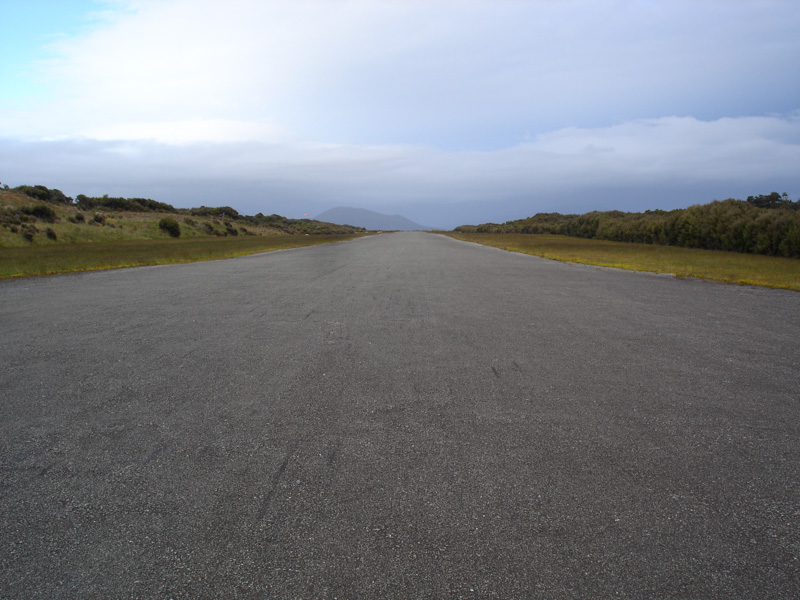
[2,0,799,228]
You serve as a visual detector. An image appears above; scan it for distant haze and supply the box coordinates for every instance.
[1,1,799,228]
[315,207,433,231]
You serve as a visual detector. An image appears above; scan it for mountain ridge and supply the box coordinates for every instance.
[315,207,433,231]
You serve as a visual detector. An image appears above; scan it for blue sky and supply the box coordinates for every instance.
[0,1,98,103]
[1,0,799,228]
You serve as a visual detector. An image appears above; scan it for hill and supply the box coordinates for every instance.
[315,207,433,231]
[0,185,365,247]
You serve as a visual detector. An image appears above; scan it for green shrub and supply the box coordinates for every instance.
[0,207,22,227]
[93,213,105,224]
[21,224,38,241]
[457,197,800,258]
[158,216,181,237]
[15,185,50,202]
[15,185,72,204]
[46,227,57,241]
[75,194,175,212]
[22,204,57,222]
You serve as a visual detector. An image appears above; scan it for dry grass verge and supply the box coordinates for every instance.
[1,234,367,279]
[444,232,800,291]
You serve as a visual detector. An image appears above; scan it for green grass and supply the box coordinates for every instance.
[0,234,367,279]
[0,187,372,278]
[444,232,800,291]
[0,208,285,248]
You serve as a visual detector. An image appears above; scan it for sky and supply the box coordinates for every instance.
[1,0,799,228]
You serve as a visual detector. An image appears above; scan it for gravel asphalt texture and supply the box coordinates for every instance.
[2,232,799,599]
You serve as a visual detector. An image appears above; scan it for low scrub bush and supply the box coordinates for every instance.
[457,196,800,258]
[1,208,22,227]
[158,217,181,237]
[21,224,38,241]
[14,185,72,204]
[21,204,57,222]
[75,194,175,213]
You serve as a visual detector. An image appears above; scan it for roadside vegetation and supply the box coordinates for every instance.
[455,193,800,258]
[0,185,367,278]
[5,183,798,289]
[0,235,367,279]
[451,193,800,290]
[445,232,800,291]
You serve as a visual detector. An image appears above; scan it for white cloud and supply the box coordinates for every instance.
[8,0,798,147]
[524,114,800,183]
[3,113,798,227]
[79,119,296,144]
[2,1,799,225]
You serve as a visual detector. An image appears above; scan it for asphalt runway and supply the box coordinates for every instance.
[2,232,799,598]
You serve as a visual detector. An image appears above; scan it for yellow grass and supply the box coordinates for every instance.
[0,234,366,279]
[444,232,800,291]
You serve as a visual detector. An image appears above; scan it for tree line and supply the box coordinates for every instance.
[455,193,800,258]
[75,194,177,213]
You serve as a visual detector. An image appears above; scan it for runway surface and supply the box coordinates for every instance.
[2,232,799,598]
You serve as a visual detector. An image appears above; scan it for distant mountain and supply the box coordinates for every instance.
[315,207,433,231]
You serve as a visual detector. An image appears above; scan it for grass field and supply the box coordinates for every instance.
[0,187,371,279]
[0,234,367,279]
[444,232,800,291]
